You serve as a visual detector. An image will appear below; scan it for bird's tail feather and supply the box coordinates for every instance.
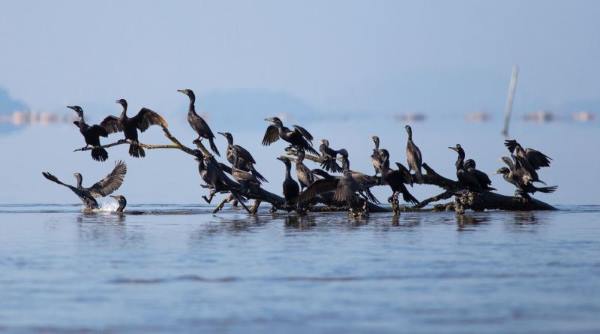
[537,185,557,193]
[250,165,268,183]
[91,147,108,162]
[209,137,220,156]
[129,143,145,158]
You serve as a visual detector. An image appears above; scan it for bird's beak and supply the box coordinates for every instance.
[264,117,273,122]
[448,147,457,152]
[67,106,76,111]
[217,132,225,136]
[115,100,120,104]
[109,195,117,199]
[177,89,185,94]
[276,157,284,161]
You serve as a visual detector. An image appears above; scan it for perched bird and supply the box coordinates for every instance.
[448,144,484,192]
[230,151,262,192]
[504,139,551,184]
[300,150,378,209]
[295,150,315,190]
[68,105,109,162]
[262,117,318,155]
[318,139,342,173]
[177,89,220,156]
[101,99,168,158]
[378,149,419,204]
[464,159,495,191]
[42,161,127,211]
[497,155,557,198]
[371,136,384,176]
[277,156,300,210]
[218,131,266,182]
[405,125,423,182]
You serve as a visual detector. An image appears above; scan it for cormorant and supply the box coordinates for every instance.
[262,117,318,155]
[277,156,300,210]
[230,151,262,192]
[448,144,484,192]
[378,149,419,204]
[405,125,423,182]
[218,132,266,182]
[110,195,127,213]
[371,136,383,176]
[496,156,558,198]
[318,139,342,173]
[101,99,168,158]
[42,161,127,211]
[177,89,220,156]
[504,139,551,184]
[295,150,315,190]
[108,195,145,214]
[497,156,557,198]
[300,150,378,208]
[68,105,109,162]
[464,159,495,191]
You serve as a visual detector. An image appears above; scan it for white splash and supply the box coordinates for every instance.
[97,197,120,212]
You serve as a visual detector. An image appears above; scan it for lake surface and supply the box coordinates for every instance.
[1,204,600,333]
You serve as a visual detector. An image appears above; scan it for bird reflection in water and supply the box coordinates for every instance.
[456,214,489,231]
[284,215,316,229]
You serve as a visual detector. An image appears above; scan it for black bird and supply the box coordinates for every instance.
[177,89,220,156]
[300,150,378,208]
[109,195,145,214]
[101,99,168,158]
[497,156,557,198]
[218,132,266,182]
[42,161,127,211]
[295,150,315,190]
[371,136,384,176]
[277,156,300,210]
[464,159,495,191]
[318,139,342,173]
[405,125,423,182]
[378,149,419,204]
[194,149,250,210]
[262,117,318,155]
[448,144,484,192]
[504,139,551,184]
[230,151,262,192]
[110,195,127,213]
[68,106,109,161]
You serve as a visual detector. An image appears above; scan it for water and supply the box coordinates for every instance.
[1,204,600,333]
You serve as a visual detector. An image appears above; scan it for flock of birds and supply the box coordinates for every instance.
[41,89,557,214]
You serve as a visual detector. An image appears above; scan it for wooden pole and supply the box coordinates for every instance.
[501,65,519,137]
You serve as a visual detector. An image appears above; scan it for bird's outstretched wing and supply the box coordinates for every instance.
[262,125,280,145]
[100,116,123,134]
[292,125,314,142]
[42,172,65,186]
[299,178,338,203]
[504,139,519,153]
[525,148,552,169]
[88,161,127,197]
[132,108,169,132]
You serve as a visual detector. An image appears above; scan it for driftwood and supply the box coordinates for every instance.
[286,151,556,213]
[75,130,556,214]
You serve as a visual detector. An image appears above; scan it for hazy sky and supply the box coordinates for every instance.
[0,1,599,205]
[1,0,600,115]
